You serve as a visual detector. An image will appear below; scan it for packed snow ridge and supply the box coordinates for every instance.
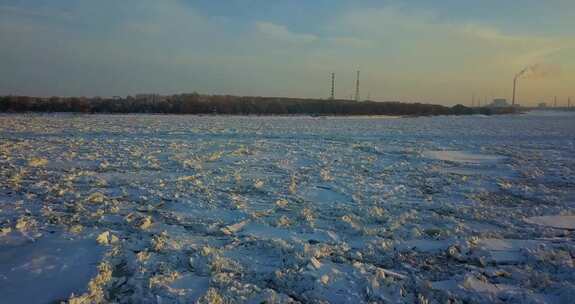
[0,112,574,303]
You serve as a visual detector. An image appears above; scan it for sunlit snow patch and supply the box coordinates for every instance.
[525,215,575,230]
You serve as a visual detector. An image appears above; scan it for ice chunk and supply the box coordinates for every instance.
[87,192,107,204]
[28,157,48,167]
[139,216,153,230]
[309,257,322,270]
[96,231,119,245]
[220,220,249,235]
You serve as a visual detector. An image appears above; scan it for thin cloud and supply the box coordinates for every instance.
[0,5,76,21]
[338,6,574,65]
[255,22,318,43]
[329,37,376,48]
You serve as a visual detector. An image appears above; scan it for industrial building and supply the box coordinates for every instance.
[488,98,511,108]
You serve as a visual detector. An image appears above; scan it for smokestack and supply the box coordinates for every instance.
[512,76,518,106]
[355,70,360,102]
[512,66,531,106]
[330,73,335,100]
[569,97,572,108]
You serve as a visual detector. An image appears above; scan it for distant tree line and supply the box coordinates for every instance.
[0,94,518,116]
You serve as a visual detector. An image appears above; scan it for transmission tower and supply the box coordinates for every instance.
[554,96,558,107]
[355,70,360,102]
[330,73,335,100]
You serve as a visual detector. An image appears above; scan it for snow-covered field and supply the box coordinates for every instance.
[0,112,574,303]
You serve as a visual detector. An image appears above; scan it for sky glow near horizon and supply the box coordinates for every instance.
[0,0,574,105]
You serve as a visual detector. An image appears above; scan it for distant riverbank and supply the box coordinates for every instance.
[1,95,519,116]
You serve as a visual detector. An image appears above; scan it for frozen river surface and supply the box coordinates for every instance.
[0,112,574,303]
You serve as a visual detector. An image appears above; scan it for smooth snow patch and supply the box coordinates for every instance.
[423,150,503,164]
[476,238,544,264]
[525,215,575,230]
[168,275,210,302]
[477,239,542,251]
[0,235,104,304]
[239,223,339,243]
[432,275,518,296]
[395,239,452,253]
[303,186,350,204]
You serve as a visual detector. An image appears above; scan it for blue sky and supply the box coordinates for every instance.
[1,0,573,105]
